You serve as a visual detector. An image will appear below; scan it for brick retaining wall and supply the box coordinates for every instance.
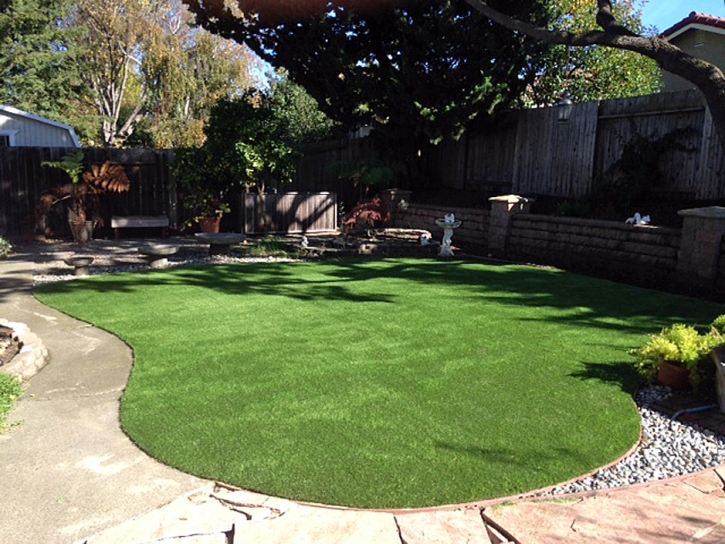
[393,203,489,251]
[509,214,681,287]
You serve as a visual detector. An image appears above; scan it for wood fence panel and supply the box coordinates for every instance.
[593,92,706,198]
[463,117,517,194]
[0,147,176,237]
[243,192,337,234]
[512,101,597,198]
[289,138,375,208]
[697,108,725,200]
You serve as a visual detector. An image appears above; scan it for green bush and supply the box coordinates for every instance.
[0,373,22,432]
[0,237,12,259]
[629,323,721,387]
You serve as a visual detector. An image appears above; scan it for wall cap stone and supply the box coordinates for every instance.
[678,206,725,219]
[488,194,532,204]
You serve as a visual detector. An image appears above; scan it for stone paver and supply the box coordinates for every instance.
[485,471,725,543]
[396,509,492,544]
[233,504,400,544]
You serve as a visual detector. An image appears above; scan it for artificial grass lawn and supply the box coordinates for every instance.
[34,258,723,508]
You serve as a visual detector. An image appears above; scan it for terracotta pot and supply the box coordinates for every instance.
[198,216,221,233]
[711,346,725,412]
[657,361,690,389]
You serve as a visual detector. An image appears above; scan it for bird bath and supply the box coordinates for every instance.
[434,214,461,258]
[64,255,94,276]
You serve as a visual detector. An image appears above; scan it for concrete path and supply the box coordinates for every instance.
[0,249,203,543]
[1,240,725,543]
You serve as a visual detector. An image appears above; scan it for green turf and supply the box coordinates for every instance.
[34,258,723,508]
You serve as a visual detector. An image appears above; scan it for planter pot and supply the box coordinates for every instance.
[657,361,690,389]
[711,346,725,412]
[198,216,221,233]
[68,220,95,243]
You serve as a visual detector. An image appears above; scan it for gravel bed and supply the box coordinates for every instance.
[541,385,725,496]
[32,255,725,496]
[33,253,298,285]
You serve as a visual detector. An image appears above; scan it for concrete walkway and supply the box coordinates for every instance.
[1,241,725,543]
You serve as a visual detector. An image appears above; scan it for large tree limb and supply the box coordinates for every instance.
[463,0,725,152]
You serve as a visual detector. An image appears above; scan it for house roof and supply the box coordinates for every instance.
[0,104,81,147]
[662,12,725,40]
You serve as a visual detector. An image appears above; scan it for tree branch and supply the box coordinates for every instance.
[462,0,725,156]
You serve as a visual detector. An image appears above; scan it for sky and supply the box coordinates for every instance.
[640,0,725,33]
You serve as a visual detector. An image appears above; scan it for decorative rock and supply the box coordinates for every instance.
[0,320,49,381]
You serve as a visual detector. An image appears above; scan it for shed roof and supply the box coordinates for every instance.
[662,12,725,40]
[0,104,81,147]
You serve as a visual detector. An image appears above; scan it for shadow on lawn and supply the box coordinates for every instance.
[569,361,640,395]
[33,257,722,337]
[434,440,601,477]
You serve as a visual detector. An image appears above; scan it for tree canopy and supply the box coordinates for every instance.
[183,0,549,174]
[0,0,262,147]
[526,0,661,105]
[0,0,81,125]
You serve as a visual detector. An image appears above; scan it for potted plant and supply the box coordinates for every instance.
[39,152,131,243]
[182,185,231,233]
[629,323,721,389]
[173,147,233,233]
[709,315,725,411]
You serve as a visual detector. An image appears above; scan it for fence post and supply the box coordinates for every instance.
[487,195,532,253]
[676,206,725,289]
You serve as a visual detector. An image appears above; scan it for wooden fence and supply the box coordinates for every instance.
[2,90,724,238]
[243,192,337,234]
[425,89,724,200]
[0,147,176,237]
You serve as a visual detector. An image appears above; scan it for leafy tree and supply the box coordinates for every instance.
[0,0,81,124]
[267,70,339,144]
[463,0,725,160]
[140,5,260,148]
[59,0,260,147]
[182,0,549,182]
[205,91,301,193]
[526,0,661,105]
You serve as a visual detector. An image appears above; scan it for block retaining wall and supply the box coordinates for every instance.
[508,214,681,288]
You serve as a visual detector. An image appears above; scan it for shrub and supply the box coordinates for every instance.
[0,237,12,259]
[629,323,721,388]
[0,373,22,432]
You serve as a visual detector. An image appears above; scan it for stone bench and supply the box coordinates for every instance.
[111,216,169,239]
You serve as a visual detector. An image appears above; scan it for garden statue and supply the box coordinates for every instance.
[435,213,461,257]
[626,212,651,225]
